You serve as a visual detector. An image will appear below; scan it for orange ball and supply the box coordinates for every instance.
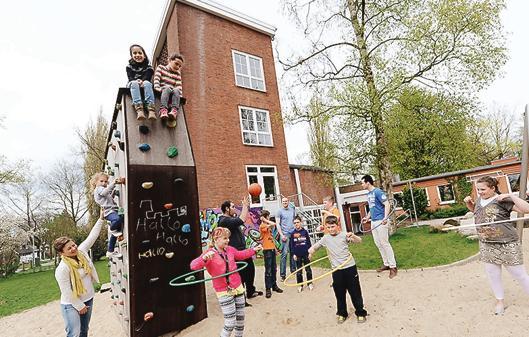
[248,183,262,197]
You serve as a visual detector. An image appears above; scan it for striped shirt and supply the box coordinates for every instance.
[154,64,182,93]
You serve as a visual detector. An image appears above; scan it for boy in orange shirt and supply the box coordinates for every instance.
[260,210,283,298]
[319,195,341,233]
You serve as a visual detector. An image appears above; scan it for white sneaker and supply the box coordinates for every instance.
[297,286,303,293]
[110,229,123,237]
[308,283,314,291]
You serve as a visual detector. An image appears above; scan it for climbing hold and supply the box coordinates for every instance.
[186,305,194,313]
[118,141,125,151]
[114,163,119,168]
[111,121,117,130]
[164,203,173,210]
[149,277,159,284]
[108,142,116,151]
[184,275,196,282]
[141,239,150,245]
[167,146,178,158]
[119,300,124,305]
[138,143,150,152]
[142,182,154,189]
[111,295,115,299]
[114,130,121,139]
[182,224,191,233]
[144,312,154,321]
[139,125,149,135]
[123,274,128,279]
[166,119,177,128]
[118,207,125,215]
[165,252,174,259]
[174,178,184,184]
[115,103,122,111]
[121,288,126,293]
[113,190,120,197]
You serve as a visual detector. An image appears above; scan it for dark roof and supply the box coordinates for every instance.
[393,160,521,186]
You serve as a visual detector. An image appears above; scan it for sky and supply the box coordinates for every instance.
[1,0,528,171]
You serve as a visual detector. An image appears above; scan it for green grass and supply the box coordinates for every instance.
[256,226,478,270]
[0,259,110,318]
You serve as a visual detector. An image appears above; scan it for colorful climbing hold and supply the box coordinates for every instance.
[149,277,159,284]
[182,224,191,233]
[167,146,178,158]
[113,190,120,197]
[186,305,195,313]
[114,163,119,168]
[164,203,173,210]
[141,239,150,244]
[138,143,150,152]
[118,141,125,151]
[114,130,121,139]
[165,252,175,259]
[142,182,154,189]
[174,178,184,184]
[111,121,117,130]
[118,207,124,215]
[139,125,149,135]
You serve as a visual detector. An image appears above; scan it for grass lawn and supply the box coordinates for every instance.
[256,226,478,270]
[0,259,110,318]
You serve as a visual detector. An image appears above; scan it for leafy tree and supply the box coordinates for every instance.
[402,185,429,218]
[386,88,482,179]
[0,214,29,277]
[281,0,507,198]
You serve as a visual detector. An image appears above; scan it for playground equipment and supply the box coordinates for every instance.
[104,88,205,337]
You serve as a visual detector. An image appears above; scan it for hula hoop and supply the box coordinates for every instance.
[169,261,248,287]
[283,253,353,287]
[360,198,397,233]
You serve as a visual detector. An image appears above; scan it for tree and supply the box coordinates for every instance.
[281,0,507,197]
[0,214,29,277]
[77,110,109,226]
[402,185,429,218]
[0,155,25,185]
[386,87,482,179]
[44,160,88,226]
[306,95,338,170]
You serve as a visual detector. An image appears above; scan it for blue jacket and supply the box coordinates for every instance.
[289,227,311,257]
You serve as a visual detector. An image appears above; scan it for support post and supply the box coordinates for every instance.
[517,105,529,240]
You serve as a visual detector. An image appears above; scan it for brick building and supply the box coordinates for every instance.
[151,0,333,210]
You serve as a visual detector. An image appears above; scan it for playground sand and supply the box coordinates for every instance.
[2,232,529,337]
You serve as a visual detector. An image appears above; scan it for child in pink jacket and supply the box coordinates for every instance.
[190,227,262,337]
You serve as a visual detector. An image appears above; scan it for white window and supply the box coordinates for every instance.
[239,106,273,146]
[232,50,266,91]
[246,165,279,207]
[437,184,455,204]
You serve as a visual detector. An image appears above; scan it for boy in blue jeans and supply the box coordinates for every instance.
[290,215,313,293]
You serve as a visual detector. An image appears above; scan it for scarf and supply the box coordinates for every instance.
[61,252,93,298]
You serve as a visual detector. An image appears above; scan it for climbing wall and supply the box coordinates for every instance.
[105,88,206,337]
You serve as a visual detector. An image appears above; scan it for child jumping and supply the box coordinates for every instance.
[154,53,184,121]
[126,44,155,120]
[464,176,529,315]
[308,215,368,324]
[190,227,262,337]
[290,215,313,293]
[90,172,125,256]
[259,210,283,299]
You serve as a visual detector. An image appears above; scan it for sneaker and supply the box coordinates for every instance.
[357,316,367,323]
[244,302,252,307]
[297,286,303,293]
[169,107,178,120]
[389,267,398,279]
[280,276,286,282]
[308,283,314,291]
[272,286,283,293]
[495,303,506,315]
[110,229,123,237]
[159,107,169,120]
[376,265,390,273]
[337,315,347,324]
[265,289,272,298]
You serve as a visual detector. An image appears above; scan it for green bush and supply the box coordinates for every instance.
[426,204,469,219]
[402,185,429,218]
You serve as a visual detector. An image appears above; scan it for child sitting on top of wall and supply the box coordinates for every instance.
[153,53,184,122]
[126,44,155,121]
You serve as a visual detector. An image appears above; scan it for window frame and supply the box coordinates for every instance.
[238,106,274,147]
[231,50,266,92]
[436,184,456,205]
[245,165,280,207]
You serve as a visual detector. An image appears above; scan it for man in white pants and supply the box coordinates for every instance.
[361,175,397,279]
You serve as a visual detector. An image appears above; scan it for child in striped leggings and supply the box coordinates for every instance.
[191,227,262,336]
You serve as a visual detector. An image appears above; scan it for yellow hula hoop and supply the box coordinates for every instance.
[283,253,353,287]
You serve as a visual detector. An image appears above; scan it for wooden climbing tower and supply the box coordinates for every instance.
[104,88,206,337]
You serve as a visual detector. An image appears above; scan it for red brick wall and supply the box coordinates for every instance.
[291,169,334,205]
[168,4,295,208]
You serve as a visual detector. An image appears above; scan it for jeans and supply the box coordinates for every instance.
[280,236,296,279]
[332,265,367,318]
[128,80,154,105]
[106,212,123,252]
[239,257,256,296]
[60,298,93,337]
[295,254,313,284]
[263,249,277,289]
[160,87,181,109]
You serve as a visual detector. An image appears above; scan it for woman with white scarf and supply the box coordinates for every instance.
[54,210,105,337]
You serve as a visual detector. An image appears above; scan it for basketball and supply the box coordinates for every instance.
[248,183,262,197]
